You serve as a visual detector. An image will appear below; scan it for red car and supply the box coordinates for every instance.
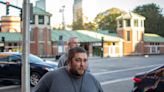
[132,65,164,92]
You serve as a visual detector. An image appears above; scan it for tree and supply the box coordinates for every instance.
[133,3,164,36]
[160,17,164,37]
[94,8,123,31]
[72,17,84,30]
[83,22,97,30]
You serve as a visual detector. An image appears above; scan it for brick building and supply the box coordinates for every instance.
[0,11,164,57]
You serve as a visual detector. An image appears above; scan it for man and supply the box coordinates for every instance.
[34,47,103,92]
[57,37,79,68]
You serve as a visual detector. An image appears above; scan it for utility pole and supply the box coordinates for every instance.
[59,5,65,30]
[101,37,104,58]
[21,0,30,92]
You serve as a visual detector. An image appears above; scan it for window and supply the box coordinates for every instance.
[47,16,50,25]
[141,20,144,27]
[118,20,123,28]
[8,43,12,46]
[156,43,159,45]
[127,31,130,41]
[9,55,21,63]
[134,19,138,27]
[38,15,44,24]
[0,56,8,62]
[125,19,130,27]
[14,43,17,46]
[30,15,35,24]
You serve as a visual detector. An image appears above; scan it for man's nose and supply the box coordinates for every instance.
[80,61,86,66]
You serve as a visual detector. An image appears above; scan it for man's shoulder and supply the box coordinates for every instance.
[58,53,68,60]
[85,72,95,79]
[48,67,66,75]
[55,67,66,73]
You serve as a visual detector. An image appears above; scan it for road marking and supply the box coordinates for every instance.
[100,77,132,85]
[93,64,163,76]
[0,85,19,90]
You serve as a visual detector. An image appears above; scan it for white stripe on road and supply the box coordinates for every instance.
[100,77,132,86]
[93,64,163,76]
[0,85,19,90]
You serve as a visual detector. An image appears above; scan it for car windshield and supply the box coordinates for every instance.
[29,54,45,64]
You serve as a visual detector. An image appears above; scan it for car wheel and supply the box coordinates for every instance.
[30,72,41,87]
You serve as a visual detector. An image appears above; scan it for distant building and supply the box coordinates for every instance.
[36,0,46,10]
[30,6,52,57]
[73,0,83,23]
[1,8,164,57]
[116,12,145,55]
[1,16,21,33]
[73,0,97,24]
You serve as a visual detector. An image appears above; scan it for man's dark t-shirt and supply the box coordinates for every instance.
[34,67,103,92]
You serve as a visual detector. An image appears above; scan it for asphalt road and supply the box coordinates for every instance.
[0,55,164,92]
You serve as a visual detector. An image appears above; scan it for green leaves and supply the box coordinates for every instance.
[133,3,164,37]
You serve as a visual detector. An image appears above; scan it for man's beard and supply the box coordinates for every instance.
[70,68,85,77]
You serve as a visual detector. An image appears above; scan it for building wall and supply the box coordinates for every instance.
[1,16,21,32]
[88,43,93,57]
[103,42,122,57]
[144,42,164,55]
[73,0,83,23]
[52,42,68,56]
[103,43,108,57]
[159,43,164,54]
[30,27,39,55]
[30,13,52,57]
[43,27,52,56]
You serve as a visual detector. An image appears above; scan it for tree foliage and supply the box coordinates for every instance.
[133,3,164,37]
[94,8,123,31]
[72,18,84,30]
[83,22,97,30]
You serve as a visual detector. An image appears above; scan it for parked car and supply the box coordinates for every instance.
[0,52,58,87]
[132,65,164,92]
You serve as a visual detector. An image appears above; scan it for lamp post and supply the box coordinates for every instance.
[101,37,104,58]
[59,5,65,30]
[21,0,31,92]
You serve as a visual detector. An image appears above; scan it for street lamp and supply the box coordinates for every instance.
[59,5,65,30]
[101,37,104,58]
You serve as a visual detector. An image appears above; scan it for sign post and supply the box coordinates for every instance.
[21,0,30,92]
